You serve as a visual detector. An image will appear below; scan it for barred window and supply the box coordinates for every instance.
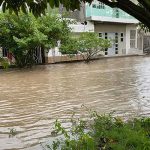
[2,48,8,57]
[99,33,102,38]
[130,30,136,39]
[121,33,124,42]
[130,30,136,48]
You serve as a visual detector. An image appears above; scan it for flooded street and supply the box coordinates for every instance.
[0,56,150,150]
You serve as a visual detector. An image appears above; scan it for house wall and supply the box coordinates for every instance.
[94,23,143,55]
[69,21,94,33]
[95,23,126,55]
[94,23,126,33]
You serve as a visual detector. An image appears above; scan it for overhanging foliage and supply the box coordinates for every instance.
[0,0,150,28]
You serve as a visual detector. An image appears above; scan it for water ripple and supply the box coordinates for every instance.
[0,56,150,150]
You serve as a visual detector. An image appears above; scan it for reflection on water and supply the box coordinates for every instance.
[0,56,150,150]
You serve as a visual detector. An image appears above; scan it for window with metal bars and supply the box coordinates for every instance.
[130,30,136,48]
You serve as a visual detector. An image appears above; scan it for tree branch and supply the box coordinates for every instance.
[97,0,150,29]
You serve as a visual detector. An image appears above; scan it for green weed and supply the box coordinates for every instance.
[44,112,150,150]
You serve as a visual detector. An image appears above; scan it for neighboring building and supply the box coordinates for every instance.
[79,0,143,54]
[143,34,150,53]
[85,0,143,56]
[138,31,150,54]
[47,0,143,63]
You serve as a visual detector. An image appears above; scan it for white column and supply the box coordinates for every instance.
[0,47,2,57]
[126,25,130,54]
[135,29,138,49]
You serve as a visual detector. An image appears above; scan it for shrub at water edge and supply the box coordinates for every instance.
[44,112,150,150]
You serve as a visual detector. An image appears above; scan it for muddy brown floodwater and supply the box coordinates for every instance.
[0,56,150,150]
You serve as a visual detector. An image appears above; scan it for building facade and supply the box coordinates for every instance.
[47,0,143,63]
[0,1,145,65]
[77,0,143,56]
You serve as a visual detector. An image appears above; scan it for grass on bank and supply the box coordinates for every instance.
[45,111,150,150]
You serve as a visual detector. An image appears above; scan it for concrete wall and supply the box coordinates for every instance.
[62,2,86,22]
[69,21,94,32]
[94,23,126,35]
[47,46,86,63]
[47,54,84,64]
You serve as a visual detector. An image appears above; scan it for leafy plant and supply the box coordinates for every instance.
[45,111,150,150]
[78,32,111,62]
[45,115,96,150]
[0,57,9,69]
[59,32,111,62]
[59,38,78,56]
[0,11,71,68]
[1,0,150,30]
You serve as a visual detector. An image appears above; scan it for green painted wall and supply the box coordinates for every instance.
[86,3,135,20]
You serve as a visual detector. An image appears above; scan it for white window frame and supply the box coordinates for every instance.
[130,30,136,48]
